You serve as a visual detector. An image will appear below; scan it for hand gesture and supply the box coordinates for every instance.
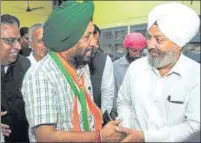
[101,120,125,142]
[115,126,144,142]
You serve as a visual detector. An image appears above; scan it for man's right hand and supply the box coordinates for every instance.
[1,111,11,137]
[100,120,126,142]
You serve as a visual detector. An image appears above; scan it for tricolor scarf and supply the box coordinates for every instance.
[49,51,102,131]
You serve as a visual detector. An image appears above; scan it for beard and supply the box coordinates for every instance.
[73,47,96,68]
[126,52,141,63]
[147,47,178,69]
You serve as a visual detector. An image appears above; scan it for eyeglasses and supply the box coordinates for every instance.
[1,38,20,46]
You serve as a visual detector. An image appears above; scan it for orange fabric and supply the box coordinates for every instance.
[73,96,81,131]
[57,53,103,131]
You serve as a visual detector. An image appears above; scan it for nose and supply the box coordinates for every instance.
[147,37,157,50]
[89,34,98,48]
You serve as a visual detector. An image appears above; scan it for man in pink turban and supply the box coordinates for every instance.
[111,32,146,119]
[123,32,147,63]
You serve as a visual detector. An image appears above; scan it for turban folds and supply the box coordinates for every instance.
[123,33,146,50]
[147,2,200,48]
[43,1,94,52]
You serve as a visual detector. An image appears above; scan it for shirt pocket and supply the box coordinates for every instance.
[166,94,186,125]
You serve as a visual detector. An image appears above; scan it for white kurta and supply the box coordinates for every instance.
[117,54,200,142]
[101,55,114,113]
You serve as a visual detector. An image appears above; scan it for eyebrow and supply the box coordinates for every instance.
[89,31,93,35]
[154,35,164,39]
[2,36,20,39]
[85,32,93,36]
[148,32,164,39]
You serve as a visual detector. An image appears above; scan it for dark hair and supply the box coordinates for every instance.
[20,27,29,37]
[93,24,101,35]
[154,21,158,26]
[1,14,20,28]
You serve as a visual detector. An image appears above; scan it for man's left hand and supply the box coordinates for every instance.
[115,126,144,142]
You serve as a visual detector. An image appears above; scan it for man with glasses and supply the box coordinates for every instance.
[112,32,146,116]
[1,14,30,142]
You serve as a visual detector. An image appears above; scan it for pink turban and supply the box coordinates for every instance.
[123,32,147,50]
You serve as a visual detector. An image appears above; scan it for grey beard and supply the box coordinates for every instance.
[147,49,178,69]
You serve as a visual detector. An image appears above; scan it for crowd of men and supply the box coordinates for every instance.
[1,1,200,142]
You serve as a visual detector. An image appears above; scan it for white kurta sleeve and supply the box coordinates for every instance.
[101,56,115,113]
[116,66,132,128]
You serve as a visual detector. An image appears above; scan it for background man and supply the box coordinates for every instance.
[112,32,146,116]
[89,24,115,121]
[19,27,31,57]
[27,23,47,66]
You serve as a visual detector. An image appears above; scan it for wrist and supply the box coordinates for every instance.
[99,129,103,142]
[95,129,102,142]
[139,131,145,142]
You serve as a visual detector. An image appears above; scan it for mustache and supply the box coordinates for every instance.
[84,48,93,53]
[148,48,160,53]
[84,47,97,57]
[148,48,166,56]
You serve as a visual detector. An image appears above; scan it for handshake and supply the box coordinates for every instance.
[100,110,144,142]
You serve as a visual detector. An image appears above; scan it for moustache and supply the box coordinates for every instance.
[148,48,166,56]
[84,47,97,57]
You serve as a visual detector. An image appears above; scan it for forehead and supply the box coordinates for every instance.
[23,33,29,37]
[33,28,43,35]
[84,21,94,34]
[1,24,20,37]
[148,24,167,38]
[32,28,43,37]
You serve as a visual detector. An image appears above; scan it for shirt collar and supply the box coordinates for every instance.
[4,65,9,73]
[119,55,129,66]
[28,52,37,65]
[168,53,185,76]
[1,55,20,73]
[150,53,185,77]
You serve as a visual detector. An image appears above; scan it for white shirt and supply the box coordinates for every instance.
[1,132,4,142]
[4,65,9,73]
[101,55,114,113]
[117,54,200,142]
[27,52,37,66]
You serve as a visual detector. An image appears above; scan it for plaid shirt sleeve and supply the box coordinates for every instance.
[21,70,57,129]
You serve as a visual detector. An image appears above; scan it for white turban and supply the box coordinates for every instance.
[147,2,200,48]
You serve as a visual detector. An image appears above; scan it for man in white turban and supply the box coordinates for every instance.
[115,2,200,142]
